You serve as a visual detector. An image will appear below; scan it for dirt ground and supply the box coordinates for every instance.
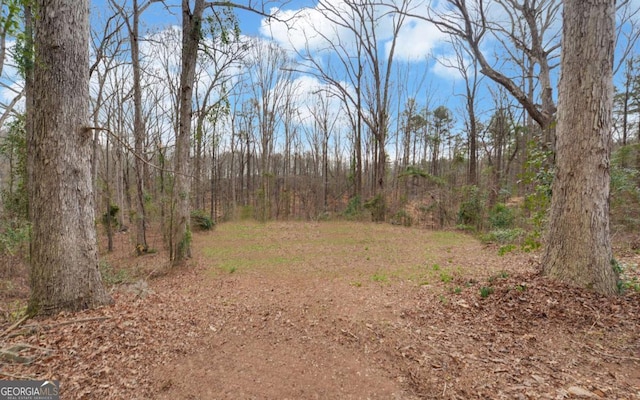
[1,221,639,399]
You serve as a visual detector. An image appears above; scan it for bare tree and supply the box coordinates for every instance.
[614,0,640,74]
[0,0,24,128]
[307,89,339,213]
[170,0,283,264]
[437,36,483,185]
[110,0,164,254]
[89,8,126,251]
[192,29,244,213]
[416,0,559,138]
[244,38,292,221]
[282,0,415,219]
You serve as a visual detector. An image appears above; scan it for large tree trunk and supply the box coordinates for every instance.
[170,0,203,264]
[542,0,618,294]
[27,0,111,315]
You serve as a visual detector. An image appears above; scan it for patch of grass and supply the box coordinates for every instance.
[440,271,453,283]
[498,244,516,256]
[616,262,640,293]
[350,281,362,287]
[371,272,388,283]
[218,260,242,274]
[479,286,494,298]
[99,260,131,285]
[0,279,14,292]
[200,220,485,283]
[480,228,525,245]
[488,271,509,284]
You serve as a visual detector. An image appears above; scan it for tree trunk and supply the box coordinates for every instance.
[170,0,203,265]
[131,0,148,254]
[466,80,478,186]
[27,0,111,315]
[542,0,618,294]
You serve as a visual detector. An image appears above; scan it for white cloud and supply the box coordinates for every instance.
[287,75,346,126]
[260,6,347,54]
[392,17,447,61]
[261,1,445,62]
[431,54,465,81]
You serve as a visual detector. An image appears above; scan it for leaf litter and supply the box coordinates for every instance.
[0,221,638,399]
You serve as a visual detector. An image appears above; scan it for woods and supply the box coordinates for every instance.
[0,0,638,304]
[0,1,640,397]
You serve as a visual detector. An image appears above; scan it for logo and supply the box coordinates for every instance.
[0,380,59,400]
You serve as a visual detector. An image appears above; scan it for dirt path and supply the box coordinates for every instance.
[154,276,412,399]
[2,221,639,399]
[151,222,640,399]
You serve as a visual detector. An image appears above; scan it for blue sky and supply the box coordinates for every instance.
[177,2,628,106]
[2,0,635,144]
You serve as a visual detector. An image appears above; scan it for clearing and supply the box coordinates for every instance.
[1,221,639,399]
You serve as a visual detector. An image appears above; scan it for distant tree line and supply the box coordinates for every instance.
[0,0,635,313]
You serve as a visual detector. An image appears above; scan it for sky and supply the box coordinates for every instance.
[87,0,640,116]
[1,0,639,151]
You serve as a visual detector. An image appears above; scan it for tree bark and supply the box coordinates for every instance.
[131,0,149,254]
[170,0,203,264]
[27,0,112,315]
[542,0,618,294]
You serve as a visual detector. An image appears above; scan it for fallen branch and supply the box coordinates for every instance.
[0,348,33,364]
[26,316,111,331]
[1,315,30,338]
[0,343,54,365]
[5,316,112,339]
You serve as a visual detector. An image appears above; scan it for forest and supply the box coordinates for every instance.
[1,0,640,251]
[1,0,640,256]
[0,0,639,398]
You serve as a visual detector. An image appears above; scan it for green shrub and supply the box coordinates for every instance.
[101,204,120,229]
[610,145,640,231]
[498,244,516,256]
[191,210,214,230]
[364,194,386,222]
[488,203,514,229]
[391,209,412,227]
[239,205,254,220]
[0,221,30,257]
[0,117,28,221]
[458,185,484,230]
[343,195,362,219]
[521,141,553,249]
